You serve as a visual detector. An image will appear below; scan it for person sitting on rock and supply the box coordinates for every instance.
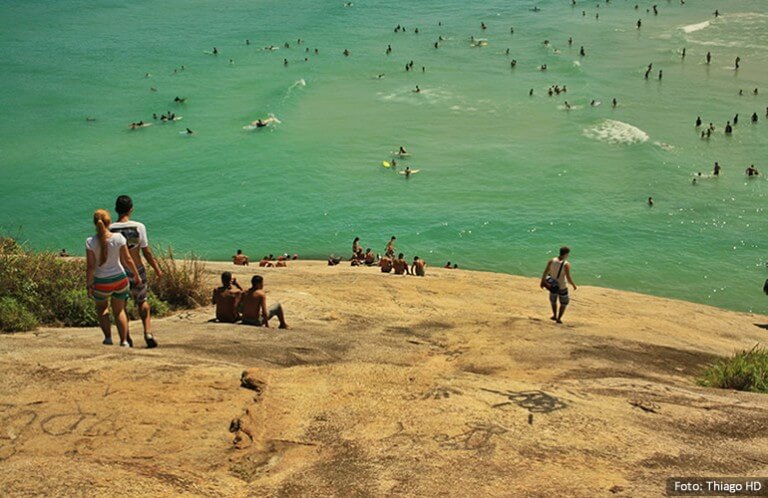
[232,249,249,266]
[240,275,289,329]
[411,256,426,277]
[212,271,243,323]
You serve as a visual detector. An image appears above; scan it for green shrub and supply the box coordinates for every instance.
[698,345,768,393]
[59,289,99,327]
[152,247,208,309]
[0,236,202,331]
[0,297,38,332]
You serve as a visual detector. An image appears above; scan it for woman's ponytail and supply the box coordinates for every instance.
[93,209,112,266]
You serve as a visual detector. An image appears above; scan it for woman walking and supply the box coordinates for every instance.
[86,209,141,346]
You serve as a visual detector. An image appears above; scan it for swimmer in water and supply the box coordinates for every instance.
[580,46,585,56]
[733,114,739,125]
[658,70,662,80]
[682,48,686,58]
[174,96,186,103]
[568,37,573,45]
[404,166,411,178]
[696,116,702,127]
[752,112,759,123]
[481,22,487,30]
[714,9,719,18]
[612,98,617,108]
[434,41,439,49]
[735,56,741,70]
[398,146,407,155]
[746,165,759,176]
[213,47,218,55]
[186,128,194,135]
[590,100,597,106]
[713,162,721,176]
[706,51,711,64]
[637,19,642,29]
[529,88,534,96]
[246,39,250,45]
[564,101,571,110]
[283,58,288,66]
[343,49,350,56]
[540,64,547,71]
[414,85,421,93]
[648,197,653,207]
[511,60,517,68]
[386,44,392,54]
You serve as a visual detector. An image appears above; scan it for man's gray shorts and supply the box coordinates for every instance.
[125,265,148,304]
[549,290,569,306]
[242,303,282,326]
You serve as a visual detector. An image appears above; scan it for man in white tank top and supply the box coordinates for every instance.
[540,246,577,324]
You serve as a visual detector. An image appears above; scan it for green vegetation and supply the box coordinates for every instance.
[0,237,204,333]
[698,345,768,393]
[152,247,208,308]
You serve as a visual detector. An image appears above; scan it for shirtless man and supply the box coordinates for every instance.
[212,272,242,323]
[411,256,426,277]
[539,246,577,324]
[241,275,288,329]
[393,253,410,275]
[380,255,393,273]
[385,236,397,257]
[110,195,163,348]
[232,249,249,266]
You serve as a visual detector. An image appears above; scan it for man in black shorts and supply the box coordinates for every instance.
[540,246,577,324]
[111,195,163,347]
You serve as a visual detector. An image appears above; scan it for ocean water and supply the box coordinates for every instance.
[1,0,767,312]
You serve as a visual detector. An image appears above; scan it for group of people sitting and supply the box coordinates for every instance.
[211,272,289,328]
[328,236,427,276]
[232,250,297,267]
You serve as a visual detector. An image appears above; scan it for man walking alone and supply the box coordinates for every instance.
[540,246,577,324]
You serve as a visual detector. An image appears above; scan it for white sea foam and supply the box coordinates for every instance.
[583,120,649,145]
[681,20,710,34]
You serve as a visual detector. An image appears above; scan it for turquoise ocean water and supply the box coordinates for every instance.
[0,0,766,312]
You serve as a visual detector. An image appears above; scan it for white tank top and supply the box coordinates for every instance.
[549,258,568,290]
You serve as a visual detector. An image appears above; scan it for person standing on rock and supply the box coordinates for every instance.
[540,246,577,324]
[110,195,163,348]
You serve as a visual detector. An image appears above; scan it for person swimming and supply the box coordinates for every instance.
[564,101,571,110]
[386,44,392,54]
[404,166,411,178]
[733,114,739,125]
[414,85,421,93]
[637,19,642,29]
[343,49,350,56]
[529,88,534,96]
[612,98,617,108]
[713,162,721,176]
[696,116,702,127]
[174,96,186,103]
[752,113,759,123]
[579,46,586,56]
[398,146,407,155]
[648,197,654,207]
[735,56,741,70]
[746,165,759,177]
[658,70,662,80]
[511,60,517,68]
[706,51,711,64]
[682,47,686,58]
[725,121,732,134]
[186,128,194,135]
